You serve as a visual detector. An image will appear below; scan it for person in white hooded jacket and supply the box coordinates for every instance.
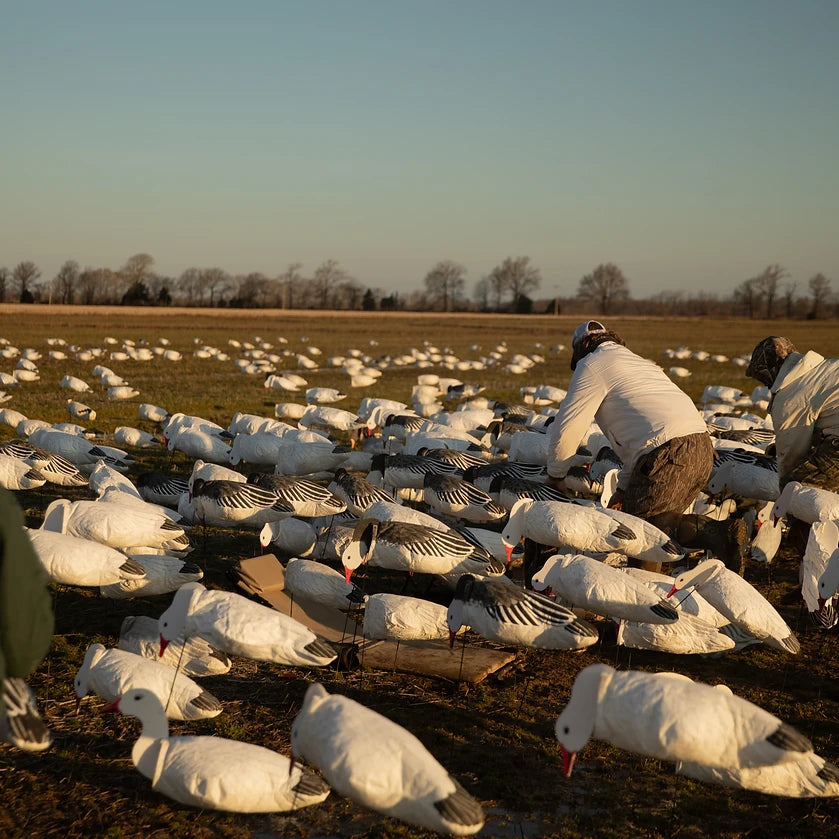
[746,335,839,490]
[545,320,748,573]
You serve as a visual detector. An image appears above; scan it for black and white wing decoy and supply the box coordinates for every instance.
[247,473,347,518]
[422,473,507,522]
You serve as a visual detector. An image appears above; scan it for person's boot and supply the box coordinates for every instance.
[650,513,748,575]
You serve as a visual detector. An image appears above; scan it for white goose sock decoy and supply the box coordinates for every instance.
[447,574,599,650]
[555,664,813,777]
[772,481,839,524]
[103,688,330,813]
[291,682,484,835]
[158,582,338,668]
[668,558,800,653]
[283,557,367,610]
[74,643,221,721]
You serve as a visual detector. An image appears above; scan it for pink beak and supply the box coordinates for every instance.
[561,746,577,777]
[159,634,170,657]
[504,544,513,565]
[666,584,679,598]
[448,630,456,649]
[344,566,353,585]
[101,697,121,714]
[818,596,826,614]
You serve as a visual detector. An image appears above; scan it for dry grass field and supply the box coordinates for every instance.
[1,305,838,838]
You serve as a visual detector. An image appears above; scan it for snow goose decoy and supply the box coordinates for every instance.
[0,439,87,487]
[0,454,46,490]
[166,428,231,465]
[555,664,813,777]
[75,643,221,721]
[341,518,504,584]
[447,574,599,650]
[136,471,190,508]
[749,500,784,564]
[803,520,839,628]
[158,582,338,668]
[189,478,294,528]
[100,554,203,599]
[598,507,686,566]
[103,688,330,812]
[362,592,456,642]
[66,399,96,422]
[501,498,636,563]
[772,481,839,524]
[114,426,160,448]
[119,615,231,677]
[708,459,779,503]
[422,473,507,523]
[370,452,460,491]
[668,558,800,653]
[531,554,679,624]
[291,682,484,834]
[283,557,367,610]
[246,473,347,518]
[259,518,318,557]
[1,677,51,753]
[327,467,395,516]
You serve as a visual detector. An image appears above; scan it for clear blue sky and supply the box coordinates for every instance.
[2,1,837,298]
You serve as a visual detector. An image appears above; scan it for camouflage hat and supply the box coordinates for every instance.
[745,336,797,387]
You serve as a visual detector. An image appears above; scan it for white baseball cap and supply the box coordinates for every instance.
[571,320,607,349]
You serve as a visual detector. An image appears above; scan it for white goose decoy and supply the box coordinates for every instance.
[259,518,318,557]
[273,438,352,477]
[89,460,142,500]
[74,643,221,721]
[246,473,347,518]
[597,507,686,566]
[750,500,784,564]
[27,527,146,587]
[27,427,107,469]
[41,498,189,552]
[803,520,839,628]
[447,574,599,650]
[118,615,232,677]
[668,559,800,653]
[341,518,504,584]
[772,481,839,524]
[708,459,779,502]
[0,453,46,490]
[135,471,190,508]
[554,664,813,777]
[138,403,170,423]
[283,557,367,610]
[327,467,395,516]
[1,677,51,753]
[531,554,679,624]
[362,593,456,642]
[501,499,636,563]
[60,374,92,393]
[422,473,507,523]
[100,554,203,598]
[189,478,294,528]
[114,426,160,448]
[291,682,484,835]
[66,399,96,421]
[0,439,88,487]
[158,582,338,668]
[103,688,330,813]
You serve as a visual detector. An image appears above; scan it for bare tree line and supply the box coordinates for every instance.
[0,253,834,318]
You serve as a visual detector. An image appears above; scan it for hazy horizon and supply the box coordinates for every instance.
[3,2,837,299]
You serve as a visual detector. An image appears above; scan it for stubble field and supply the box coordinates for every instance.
[1,305,838,839]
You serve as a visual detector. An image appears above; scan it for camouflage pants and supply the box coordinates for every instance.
[621,432,714,519]
[786,432,839,493]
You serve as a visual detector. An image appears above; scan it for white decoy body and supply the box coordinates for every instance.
[89,460,142,499]
[167,428,231,464]
[555,664,814,776]
[669,559,799,653]
[362,593,455,641]
[259,518,318,557]
[341,518,504,583]
[27,428,105,469]
[41,498,188,552]
[66,399,96,421]
[0,439,88,487]
[189,478,294,528]
[616,610,757,655]
[158,582,338,668]
[327,468,395,516]
[772,481,839,524]
[291,682,484,835]
[100,554,203,598]
[273,439,351,477]
[597,507,685,565]
[104,688,330,813]
[803,520,839,627]
[502,499,637,562]
[246,473,347,518]
[0,454,46,490]
[447,574,599,650]
[750,500,784,563]
[138,403,170,423]
[75,643,221,721]
[114,426,160,448]
[531,554,679,624]
[708,460,779,502]
[422,473,507,523]
[283,558,367,610]
[26,527,146,587]
[118,615,232,677]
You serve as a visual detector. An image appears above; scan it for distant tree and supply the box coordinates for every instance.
[423,260,466,312]
[362,288,376,310]
[13,261,40,302]
[489,256,541,309]
[158,285,172,306]
[201,267,232,306]
[121,253,155,299]
[122,280,150,305]
[514,293,533,314]
[277,263,303,308]
[808,273,831,318]
[313,260,349,308]
[0,266,8,302]
[233,273,270,308]
[733,276,763,318]
[576,263,629,314]
[336,278,364,309]
[782,281,797,319]
[472,277,490,311]
[755,264,786,318]
[178,268,204,305]
[54,260,80,304]
[380,292,398,311]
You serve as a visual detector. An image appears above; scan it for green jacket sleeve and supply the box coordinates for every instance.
[0,488,55,700]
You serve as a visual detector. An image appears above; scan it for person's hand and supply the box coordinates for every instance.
[607,488,625,510]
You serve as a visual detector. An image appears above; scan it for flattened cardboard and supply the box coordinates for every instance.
[235,554,515,683]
